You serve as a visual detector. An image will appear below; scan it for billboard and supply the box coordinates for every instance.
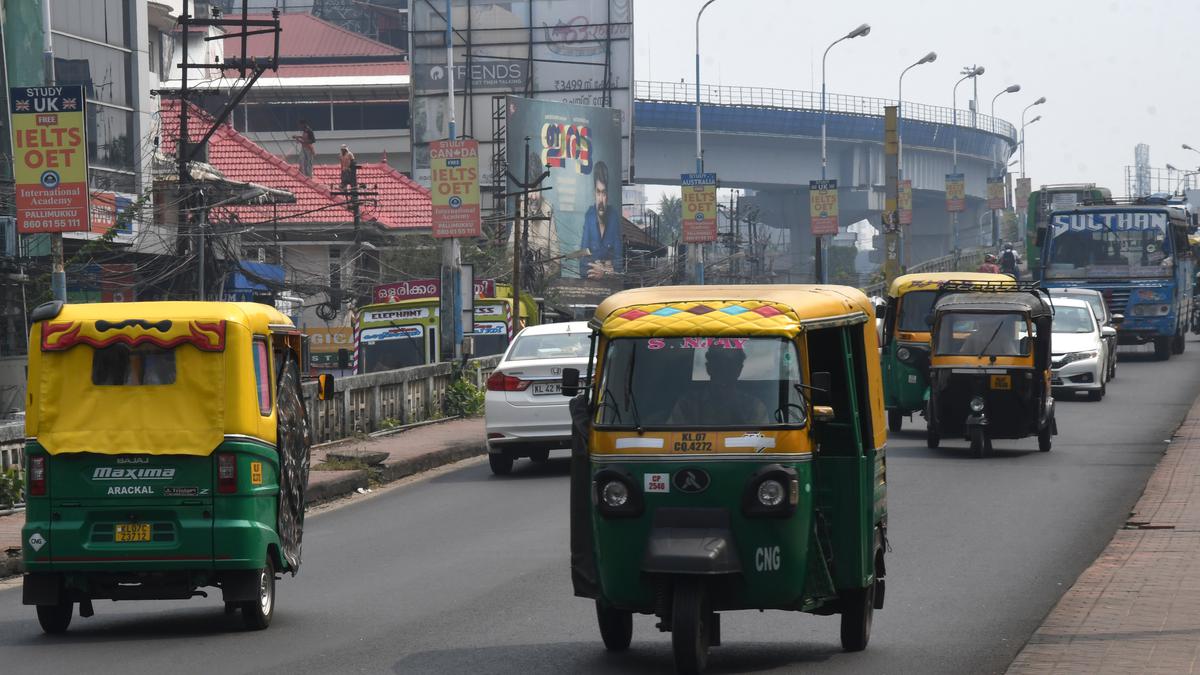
[987,177,1006,209]
[945,173,965,212]
[1015,177,1032,210]
[372,278,496,303]
[682,173,718,243]
[10,85,89,233]
[410,0,633,188]
[506,95,623,280]
[899,179,913,226]
[809,179,838,235]
[430,139,481,238]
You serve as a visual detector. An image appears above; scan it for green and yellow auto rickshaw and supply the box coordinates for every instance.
[881,272,1014,431]
[22,301,332,633]
[926,288,1056,457]
[562,285,888,673]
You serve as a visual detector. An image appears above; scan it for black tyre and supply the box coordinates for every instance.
[1173,331,1186,355]
[1038,423,1052,452]
[970,427,987,459]
[839,582,875,652]
[276,355,310,573]
[887,410,903,433]
[1155,337,1171,361]
[925,428,940,449]
[596,601,633,652]
[241,556,276,631]
[36,602,73,634]
[671,580,710,675]
[529,449,551,463]
[488,452,513,476]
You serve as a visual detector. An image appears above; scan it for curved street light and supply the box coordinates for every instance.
[1020,97,1047,179]
[896,51,936,269]
[990,84,1021,134]
[692,0,720,285]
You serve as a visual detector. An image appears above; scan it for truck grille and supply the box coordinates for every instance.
[1102,289,1130,317]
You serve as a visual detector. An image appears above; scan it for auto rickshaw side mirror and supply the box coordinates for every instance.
[317,373,335,401]
[1111,314,1125,325]
[561,367,581,397]
[810,371,832,407]
[813,405,836,423]
[1102,326,1117,338]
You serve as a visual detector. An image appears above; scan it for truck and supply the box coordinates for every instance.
[1040,198,1195,360]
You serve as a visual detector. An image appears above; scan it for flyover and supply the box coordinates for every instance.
[631,80,1019,278]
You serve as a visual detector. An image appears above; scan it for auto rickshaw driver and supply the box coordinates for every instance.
[668,344,768,425]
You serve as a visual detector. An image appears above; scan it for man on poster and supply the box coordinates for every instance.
[579,161,623,279]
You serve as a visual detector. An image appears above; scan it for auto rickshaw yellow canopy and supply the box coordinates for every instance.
[886,272,1015,299]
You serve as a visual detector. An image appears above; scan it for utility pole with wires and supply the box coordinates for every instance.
[159,1,280,300]
[504,136,551,326]
[332,180,379,309]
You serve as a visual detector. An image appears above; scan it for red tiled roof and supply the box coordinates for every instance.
[227,13,405,59]
[268,62,408,79]
[158,100,428,231]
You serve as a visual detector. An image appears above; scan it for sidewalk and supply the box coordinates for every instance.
[1,417,486,577]
[1008,397,1200,674]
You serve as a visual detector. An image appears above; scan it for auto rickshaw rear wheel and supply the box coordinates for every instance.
[36,601,73,634]
[671,580,710,674]
[887,410,903,432]
[595,601,632,651]
[1038,423,1052,452]
[839,581,875,652]
[241,556,275,631]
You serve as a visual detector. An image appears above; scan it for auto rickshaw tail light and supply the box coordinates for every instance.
[28,455,46,496]
[217,453,237,493]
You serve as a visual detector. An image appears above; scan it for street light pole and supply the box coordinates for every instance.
[897,51,937,271]
[691,0,720,285]
[1019,97,1046,180]
[952,66,984,251]
[990,84,1020,246]
[817,22,870,284]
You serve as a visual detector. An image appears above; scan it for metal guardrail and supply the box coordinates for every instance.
[860,248,988,297]
[635,80,1018,142]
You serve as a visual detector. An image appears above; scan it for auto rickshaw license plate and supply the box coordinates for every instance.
[114,523,151,543]
[990,375,1012,390]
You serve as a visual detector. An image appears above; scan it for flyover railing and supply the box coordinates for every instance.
[635,80,1017,142]
[860,248,989,297]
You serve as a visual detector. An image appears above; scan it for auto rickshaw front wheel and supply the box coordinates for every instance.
[839,582,875,652]
[671,580,711,674]
[36,601,73,634]
[595,601,632,651]
[969,427,991,458]
[241,557,276,631]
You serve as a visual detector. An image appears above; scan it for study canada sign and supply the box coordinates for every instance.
[430,139,481,238]
[10,85,89,233]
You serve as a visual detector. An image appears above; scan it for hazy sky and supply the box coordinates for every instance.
[632,0,1200,198]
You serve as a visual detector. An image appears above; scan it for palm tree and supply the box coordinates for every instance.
[657,194,682,243]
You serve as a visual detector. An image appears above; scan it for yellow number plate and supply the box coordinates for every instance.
[114,523,151,543]
[990,375,1012,390]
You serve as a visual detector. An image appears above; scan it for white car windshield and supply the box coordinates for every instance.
[1053,306,1096,334]
[509,333,590,360]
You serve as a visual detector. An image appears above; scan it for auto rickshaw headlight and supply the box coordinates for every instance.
[896,346,912,362]
[969,396,986,413]
[757,479,785,507]
[601,480,629,508]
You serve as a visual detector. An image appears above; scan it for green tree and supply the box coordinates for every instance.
[829,244,860,286]
[657,194,682,244]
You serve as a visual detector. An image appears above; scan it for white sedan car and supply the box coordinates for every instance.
[484,321,592,475]
[1050,297,1114,401]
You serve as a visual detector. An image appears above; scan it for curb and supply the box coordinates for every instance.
[378,440,488,484]
[305,470,370,506]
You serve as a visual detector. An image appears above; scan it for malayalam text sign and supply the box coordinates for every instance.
[10,85,89,233]
[681,173,717,243]
[809,179,839,235]
[987,177,1006,210]
[372,278,496,303]
[431,139,481,238]
[899,180,913,225]
[946,174,966,212]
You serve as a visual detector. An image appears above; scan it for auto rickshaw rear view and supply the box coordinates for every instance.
[21,301,332,633]
[563,285,888,673]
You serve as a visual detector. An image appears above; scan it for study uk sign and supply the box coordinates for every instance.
[10,86,90,233]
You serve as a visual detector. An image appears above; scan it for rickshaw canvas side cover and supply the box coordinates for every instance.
[31,311,230,457]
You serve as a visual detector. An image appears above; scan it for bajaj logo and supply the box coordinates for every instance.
[672,468,710,494]
[92,467,176,481]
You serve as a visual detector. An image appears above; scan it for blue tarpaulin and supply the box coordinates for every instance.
[226,261,284,302]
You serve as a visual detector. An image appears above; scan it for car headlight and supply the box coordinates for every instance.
[757,479,785,507]
[601,480,629,508]
[969,396,985,413]
[896,346,911,362]
[1060,350,1099,365]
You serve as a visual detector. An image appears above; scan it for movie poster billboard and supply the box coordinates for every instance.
[506,95,622,280]
[410,0,633,188]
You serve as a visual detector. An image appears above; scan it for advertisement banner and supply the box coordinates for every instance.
[10,85,89,233]
[307,327,354,355]
[809,179,839,235]
[946,173,966,212]
[987,177,1006,210]
[681,173,718,243]
[372,278,496,303]
[899,179,913,225]
[99,264,134,303]
[1015,178,1032,210]
[506,95,623,280]
[90,191,136,235]
[430,139,481,238]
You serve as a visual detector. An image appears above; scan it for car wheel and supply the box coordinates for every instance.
[488,452,514,476]
[529,449,550,463]
[1087,385,1104,402]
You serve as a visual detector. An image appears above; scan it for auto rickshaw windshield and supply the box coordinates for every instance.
[898,290,937,331]
[595,336,806,428]
[935,312,1032,357]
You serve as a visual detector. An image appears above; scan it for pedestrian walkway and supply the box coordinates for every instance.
[1008,397,1200,674]
[0,417,485,577]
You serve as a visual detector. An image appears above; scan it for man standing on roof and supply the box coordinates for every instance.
[340,145,357,189]
[293,119,316,177]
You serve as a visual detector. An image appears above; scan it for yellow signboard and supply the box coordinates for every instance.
[430,139,481,238]
[987,177,1006,210]
[809,179,839,235]
[681,172,718,243]
[946,173,966,212]
[10,85,89,233]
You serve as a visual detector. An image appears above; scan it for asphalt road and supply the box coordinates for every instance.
[3,341,1200,674]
